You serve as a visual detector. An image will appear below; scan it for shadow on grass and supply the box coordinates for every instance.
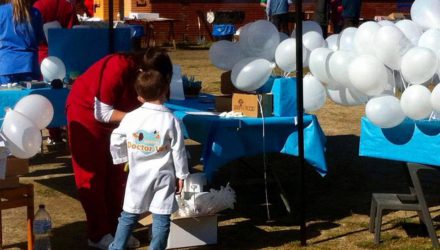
[28,134,440,248]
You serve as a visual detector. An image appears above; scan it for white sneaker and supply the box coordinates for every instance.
[127,235,140,249]
[88,234,114,249]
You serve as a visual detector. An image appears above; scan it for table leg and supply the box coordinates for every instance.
[407,163,439,248]
[168,21,176,49]
[26,184,34,250]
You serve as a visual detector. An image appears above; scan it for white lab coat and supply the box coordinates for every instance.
[110,102,189,214]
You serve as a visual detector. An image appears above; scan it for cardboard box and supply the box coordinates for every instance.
[138,213,218,249]
[220,71,245,95]
[0,176,20,189]
[388,12,406,20]
[5,157,29,177]
[214,94,232,112]
[232,93,273,117]
[167,215,218,249]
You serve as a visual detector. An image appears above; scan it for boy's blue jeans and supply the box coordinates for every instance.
[109,211,171,250]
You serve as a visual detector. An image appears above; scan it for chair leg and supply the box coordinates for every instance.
[374,206,383,244]
[420,207,439,248]
[369,197,377,233]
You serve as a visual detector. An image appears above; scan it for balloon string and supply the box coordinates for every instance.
[257,94,271,221]
[392,70,397,95]
[400,72,407,90]
[429,111,434,122]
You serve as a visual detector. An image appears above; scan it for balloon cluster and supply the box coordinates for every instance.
[0,95,54,158]
[209,0,440,128]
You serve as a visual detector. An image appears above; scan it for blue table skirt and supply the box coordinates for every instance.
[0,87,69,128]
[360,116,440,166]
[166,96,327,179]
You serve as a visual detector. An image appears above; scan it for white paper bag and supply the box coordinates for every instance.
[170,65,185,100]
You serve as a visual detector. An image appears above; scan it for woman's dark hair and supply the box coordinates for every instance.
[136,48,173,84]
[135,69,169,101]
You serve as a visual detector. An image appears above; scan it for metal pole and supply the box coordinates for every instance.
[108,0,114,53]
[294,0,306,246]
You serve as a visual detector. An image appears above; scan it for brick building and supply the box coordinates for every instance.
[93,0,415,45]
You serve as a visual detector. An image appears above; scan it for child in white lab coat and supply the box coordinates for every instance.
[109,69,189,250]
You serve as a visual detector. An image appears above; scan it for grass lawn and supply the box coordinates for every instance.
[2,48,440,250]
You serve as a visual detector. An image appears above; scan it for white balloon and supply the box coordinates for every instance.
[400,84,432,120]
[348,55,388,96]
[231,57,275,92]
[411,0,440,30]
[366,95,406,128]
[239,20,280,60]
[13,94,54,129]
[303,74,326,112]
[40,56,66,82]
[209,40,243,71]
[378,20,395,27]
[303,31,325,51]
[374,26,413,70]
[292,21,323,37]
[418,28,440,52]
[326,86,368,106]
[338,27,357,51]
[401,47,438,85]
[309,48,336,86]
[328,50,356,88]
[326,34,339,51]
[354,21,380,55]
[275,38,306,73]
[1,109,42,159]
[395,19,423,45]
[431,84,440,112]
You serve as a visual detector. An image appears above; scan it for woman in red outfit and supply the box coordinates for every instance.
[66,48,173,249]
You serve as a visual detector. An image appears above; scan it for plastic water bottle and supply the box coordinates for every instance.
[33,204,52,250]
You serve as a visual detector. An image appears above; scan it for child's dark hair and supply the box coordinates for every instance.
[134,69,170,101]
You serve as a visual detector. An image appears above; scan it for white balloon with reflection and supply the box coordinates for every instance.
[326,86,368,106]
[395,19,423,45]
[366,95,405,128]
[401,47,438,85]
[354,21,380,55]
[400,84,433,120]
[209,40,243,71]
[40,56,66,82]
[328,50,356,88]
[326,34,339,51]
[239,20,280,61]
[411,0,440,30]
[374,25,413,70]
[338,27,357,51]
[431,84,440,112]
[303,74,326,112]
[1,109,42,159]
[303,31,325,52]
[309,48,336,87]
[231,57,275,92]
[275,38,306,73]
[13,94,54,129]
[348,55,388,96]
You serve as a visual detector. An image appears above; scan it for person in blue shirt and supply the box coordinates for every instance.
[0,0,44,84]
[260,0,292,35]
[342,0,362,28]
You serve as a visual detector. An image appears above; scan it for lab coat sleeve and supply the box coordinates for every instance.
[170,117,189,180]
[110,119,128,165]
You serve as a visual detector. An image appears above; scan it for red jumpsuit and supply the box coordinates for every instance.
[33,0,79,64]
[66,54,140,241]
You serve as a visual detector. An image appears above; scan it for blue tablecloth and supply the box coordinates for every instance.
[166,96,327,179]
[0,87,69,128]
[360,117,440,166]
